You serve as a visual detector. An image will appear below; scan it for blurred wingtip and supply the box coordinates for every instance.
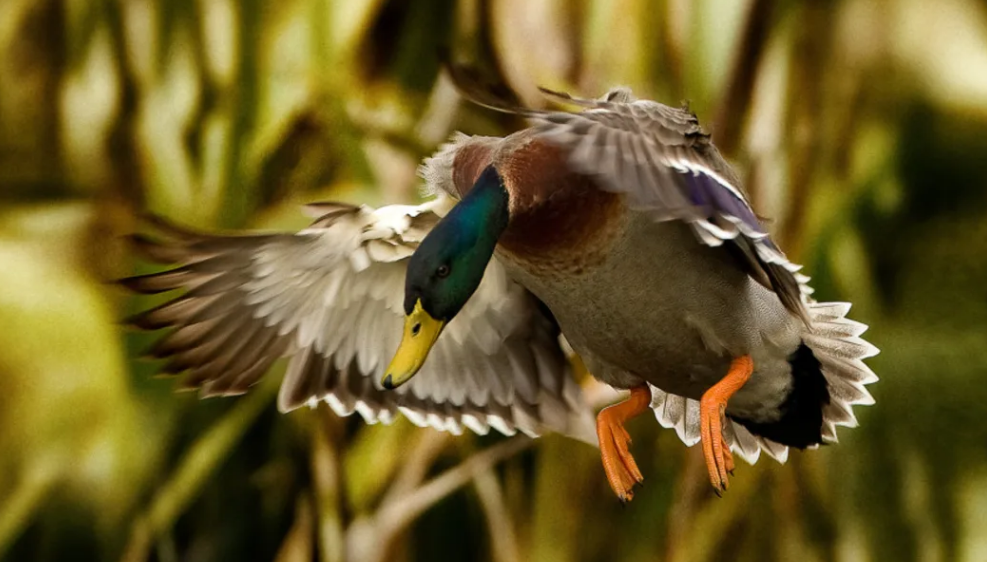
[302,201,362,223]
[137,212,201,239]
[536,86,597,108]
[125,232,190,264]
[116,273,157,295]
[440,55,531,115]
[122,309,163,331]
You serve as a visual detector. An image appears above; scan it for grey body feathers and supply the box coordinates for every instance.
[497,211,801,424]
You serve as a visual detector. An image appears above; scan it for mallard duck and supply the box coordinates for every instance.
[122,68,878,501]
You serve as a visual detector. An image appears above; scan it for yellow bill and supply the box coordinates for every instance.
[382,300,446,389]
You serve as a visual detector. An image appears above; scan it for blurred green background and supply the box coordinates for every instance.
[2,0,987,560]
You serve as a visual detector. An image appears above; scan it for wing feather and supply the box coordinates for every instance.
[446,64,810,323]
[122,200,595,443]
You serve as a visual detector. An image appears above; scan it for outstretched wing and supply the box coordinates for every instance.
[445,64,809,324]
[121,199,595,443]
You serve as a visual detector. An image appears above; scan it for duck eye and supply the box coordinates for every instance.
[436,264,450,278]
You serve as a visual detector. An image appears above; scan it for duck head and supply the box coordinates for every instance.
[382,165,510,389]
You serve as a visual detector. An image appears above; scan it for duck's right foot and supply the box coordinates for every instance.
[595,385,651,502]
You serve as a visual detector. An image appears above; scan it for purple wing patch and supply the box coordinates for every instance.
[675,166,809,323]
[678,169,766,239]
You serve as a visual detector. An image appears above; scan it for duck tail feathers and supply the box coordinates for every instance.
[801,301,879,443]
[649,301,878,466]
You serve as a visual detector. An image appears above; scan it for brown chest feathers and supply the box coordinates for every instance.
[452,137,626,276]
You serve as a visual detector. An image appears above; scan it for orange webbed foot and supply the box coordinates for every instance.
[598,409,644,501]
[596,385,651,502]
[699,355,753,494]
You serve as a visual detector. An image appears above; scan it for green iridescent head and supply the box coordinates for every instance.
[383,165,510,389]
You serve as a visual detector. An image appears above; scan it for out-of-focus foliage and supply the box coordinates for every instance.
[2,0,987,560]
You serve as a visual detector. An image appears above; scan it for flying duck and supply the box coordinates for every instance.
[121,69,878,501]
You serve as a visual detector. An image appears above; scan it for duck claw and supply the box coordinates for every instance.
[699,355,754,494]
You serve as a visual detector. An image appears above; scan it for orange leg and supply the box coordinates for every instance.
[700,355,753,494]
[596,385,651,502]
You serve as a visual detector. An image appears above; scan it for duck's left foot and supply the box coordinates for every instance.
[700,355,753,494]
[596,385,652,502]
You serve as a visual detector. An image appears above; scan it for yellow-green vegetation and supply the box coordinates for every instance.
[2,0,987,560]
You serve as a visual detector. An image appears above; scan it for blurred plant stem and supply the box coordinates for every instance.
[311,409,346,562]
[274,496,315,562]
[0,455,60,557]
[473,468,520,562]
[346,436,532,562]
[713,0,776,156]
[682,462,764,562]
[119,376,279,562]
[663,448,715,562]
[528,436,599,562]
[778,0,833,255]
